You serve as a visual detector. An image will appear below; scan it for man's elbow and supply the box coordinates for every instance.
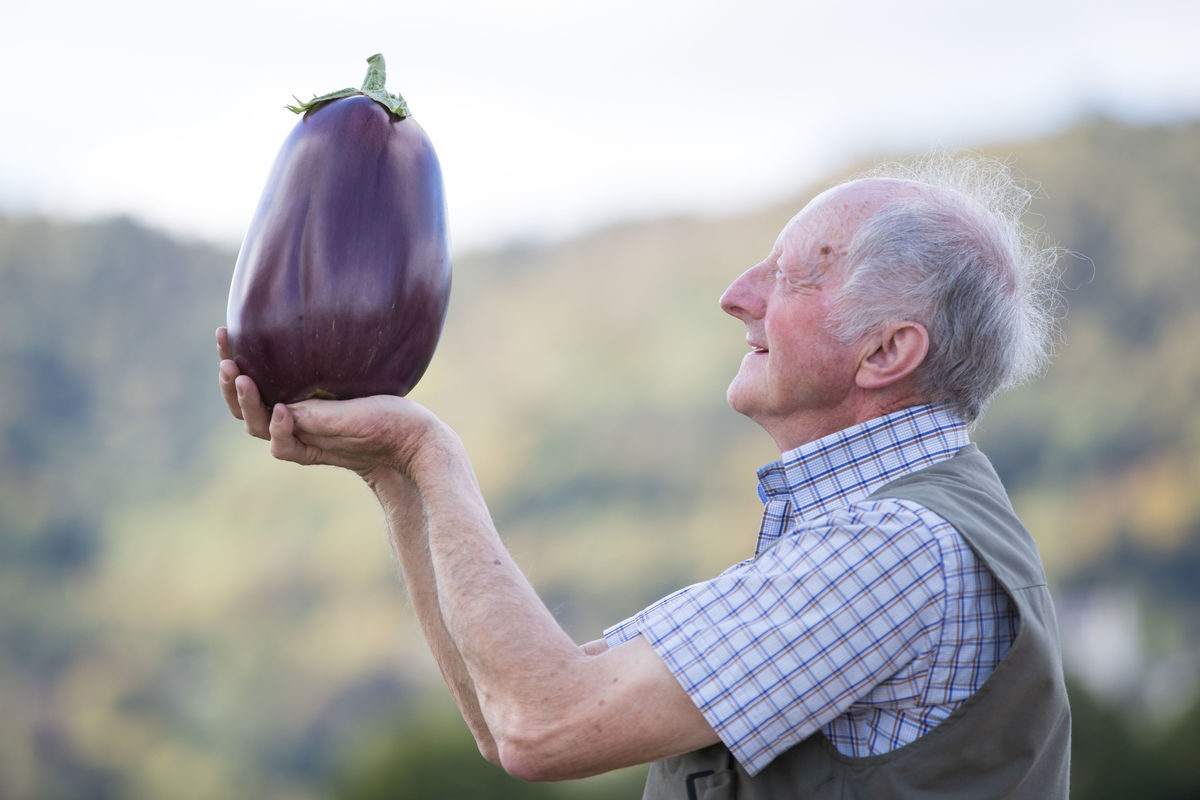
[476,736,503,770]
[497,746,551,783]
[492,713,585,783]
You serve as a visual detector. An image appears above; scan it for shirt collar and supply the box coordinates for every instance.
[753,404,968,554]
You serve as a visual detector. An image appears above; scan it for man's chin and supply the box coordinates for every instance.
[726,380,760,419]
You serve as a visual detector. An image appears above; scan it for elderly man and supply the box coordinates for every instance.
[218,155,1070,798]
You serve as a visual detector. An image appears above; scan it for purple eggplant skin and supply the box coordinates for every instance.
[226,94,451,407]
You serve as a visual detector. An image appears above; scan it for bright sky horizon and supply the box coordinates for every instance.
[3,0,1198,253]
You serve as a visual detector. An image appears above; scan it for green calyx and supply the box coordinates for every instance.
[287,54,410,119]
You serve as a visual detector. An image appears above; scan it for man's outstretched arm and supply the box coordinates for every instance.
[217,329,719,780]
[217,329,497,761]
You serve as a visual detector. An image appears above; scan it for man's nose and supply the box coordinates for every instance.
[720,263,767,320]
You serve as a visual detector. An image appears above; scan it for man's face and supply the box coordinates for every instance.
[719,185,870,448]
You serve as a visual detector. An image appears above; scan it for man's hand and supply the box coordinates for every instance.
[215,326,445,481]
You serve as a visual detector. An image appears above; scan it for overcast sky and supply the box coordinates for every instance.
[3,0,1198,252]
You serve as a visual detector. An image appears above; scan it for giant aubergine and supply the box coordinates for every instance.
[226,54,450,406]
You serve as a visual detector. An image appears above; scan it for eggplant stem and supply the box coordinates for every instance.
[286,54,410,119]
[361,54,388,92]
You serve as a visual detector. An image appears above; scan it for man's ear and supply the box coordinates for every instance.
[856,321,929,390]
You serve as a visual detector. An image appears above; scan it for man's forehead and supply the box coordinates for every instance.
[812,178,927,218]
[780,178,928,247]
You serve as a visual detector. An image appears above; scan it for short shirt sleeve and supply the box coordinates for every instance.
[603,500,948,774]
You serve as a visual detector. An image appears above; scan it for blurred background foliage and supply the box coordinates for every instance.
[2,115,1199,798]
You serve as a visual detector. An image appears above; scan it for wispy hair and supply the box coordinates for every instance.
[829,152,1065,422]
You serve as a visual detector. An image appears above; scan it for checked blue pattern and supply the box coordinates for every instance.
[604,405,1017,774]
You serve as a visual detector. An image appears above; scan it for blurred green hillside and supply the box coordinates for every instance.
[2,116,1199,798]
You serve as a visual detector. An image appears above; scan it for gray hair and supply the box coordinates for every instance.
[829,153,1064,422]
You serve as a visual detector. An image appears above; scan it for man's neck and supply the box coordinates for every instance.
[763,394,928,453]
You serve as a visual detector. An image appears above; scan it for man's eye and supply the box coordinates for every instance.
[781,269,820,291]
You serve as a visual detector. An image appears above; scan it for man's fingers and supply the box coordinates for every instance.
[281,399,358,438]
[219,359,243,420]
[216,326,233,361]
[217,328,244,420]
[219,326,320,456]
[268,404,332,467]
[235,374,272,439]
[282,401,367,456]
[218,357,273,441]
[268,403,303,461]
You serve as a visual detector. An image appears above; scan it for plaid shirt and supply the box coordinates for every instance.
[604,405,1017,775]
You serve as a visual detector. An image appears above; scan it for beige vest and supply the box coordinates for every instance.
[642,444,1071,799]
